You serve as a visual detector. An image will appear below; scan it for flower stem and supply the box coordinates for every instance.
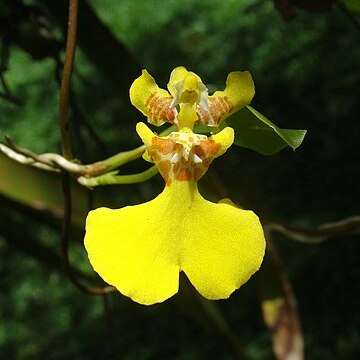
[78,166,159,187]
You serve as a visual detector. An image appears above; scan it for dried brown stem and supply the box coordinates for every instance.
[5,135,55,167]
[2,135,146,176]
[59,0,115,296]
[60,171,115,295]
[266,216,360,244]
[59,0,79,160]
[261,231,304,360]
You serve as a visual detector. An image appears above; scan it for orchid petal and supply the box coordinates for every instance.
[198,71,255,127]
[130,70,177,126]
[167,66,190,97]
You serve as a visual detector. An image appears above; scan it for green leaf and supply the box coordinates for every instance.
[343,0,360,13]
[222,106,307,155]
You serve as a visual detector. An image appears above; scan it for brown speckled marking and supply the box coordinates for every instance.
[146,131,223,185]
[157,160,171,175]
[197,96,234,126]
[157,160,172,186]
[176,168,192,181]
[152,137,177,154]
[173,162,180,173]
[145,92,176,125]
[195,141,221,158]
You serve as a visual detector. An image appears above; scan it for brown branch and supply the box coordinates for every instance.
[59,0,115,296]
[1,136,146,176]
[54,57,109,158]
[5,134,55,167]
[60,171,115,295]
[59,0,79,160]
[0,206,92,282]
[35,0,141,100]
[265,216,360,244]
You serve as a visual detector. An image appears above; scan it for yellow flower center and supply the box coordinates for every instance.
[149,129,221,186]
[170,71,209,130]
[135,122,235,187]
[179,73,200,104]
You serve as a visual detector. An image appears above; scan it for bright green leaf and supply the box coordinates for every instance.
[221,106,307,155]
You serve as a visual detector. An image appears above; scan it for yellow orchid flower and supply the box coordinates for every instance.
[129,66,255,128]
[84,68,265,305]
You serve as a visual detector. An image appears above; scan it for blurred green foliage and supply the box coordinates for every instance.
[0,0,359,359]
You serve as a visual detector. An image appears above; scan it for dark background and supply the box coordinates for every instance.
[0,0,359,359]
